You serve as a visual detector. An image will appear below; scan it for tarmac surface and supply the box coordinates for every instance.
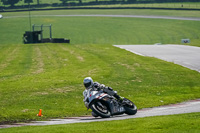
[114,44,200,72]
[4,15,200,21]
[0,99,200,128]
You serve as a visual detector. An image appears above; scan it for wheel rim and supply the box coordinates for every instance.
[94,102,109,114]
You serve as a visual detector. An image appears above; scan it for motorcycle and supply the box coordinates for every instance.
[85,89,137,118]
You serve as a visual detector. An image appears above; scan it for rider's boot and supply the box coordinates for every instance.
[118,96,125,103]
[114,93,124,103]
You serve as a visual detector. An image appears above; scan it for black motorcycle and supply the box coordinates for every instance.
[86,90,137,118]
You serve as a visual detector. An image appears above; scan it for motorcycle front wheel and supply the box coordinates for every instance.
[123,98,137,115]
[90,101,111,118]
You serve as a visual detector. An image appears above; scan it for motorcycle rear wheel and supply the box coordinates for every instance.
[90,101,111,118]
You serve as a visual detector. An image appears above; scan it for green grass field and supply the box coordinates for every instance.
[0,9,200,132]
[1,10,200,46]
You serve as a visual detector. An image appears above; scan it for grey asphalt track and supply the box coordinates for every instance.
[114,44,200,72]
[4,15,200,21]
[0,99,200,128]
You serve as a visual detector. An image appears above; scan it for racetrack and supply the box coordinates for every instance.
[0,99,200,128]
[114,44,200,72]
[4,14,200,21]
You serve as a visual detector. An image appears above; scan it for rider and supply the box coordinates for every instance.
[83,77,124,108]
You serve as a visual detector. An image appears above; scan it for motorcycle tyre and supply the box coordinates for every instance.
[123,99,137,115]
[90,101,111,118]
[91,111,99,117]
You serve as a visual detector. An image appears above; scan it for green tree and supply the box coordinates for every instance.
[1,0,22,7]
[60,0,70,4]
[127,0,136,3]
[37,0,39,5]
[24,0,33,3]
[78,0,82,4]
[60,0,82,4]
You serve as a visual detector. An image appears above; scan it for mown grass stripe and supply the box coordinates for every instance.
[31,45,44,74]
[0,46,20,76]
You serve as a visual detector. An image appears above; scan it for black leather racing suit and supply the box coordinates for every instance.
[83,82,121,107]
[92,82,121,99]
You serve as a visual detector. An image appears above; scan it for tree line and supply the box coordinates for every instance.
[0,0,200,7]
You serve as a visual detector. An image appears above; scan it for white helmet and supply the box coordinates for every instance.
[83,77,93,89]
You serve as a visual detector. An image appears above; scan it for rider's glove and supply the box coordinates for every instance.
[99,84,105,89]
[93,83,99,88]
[107,87,113,91]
